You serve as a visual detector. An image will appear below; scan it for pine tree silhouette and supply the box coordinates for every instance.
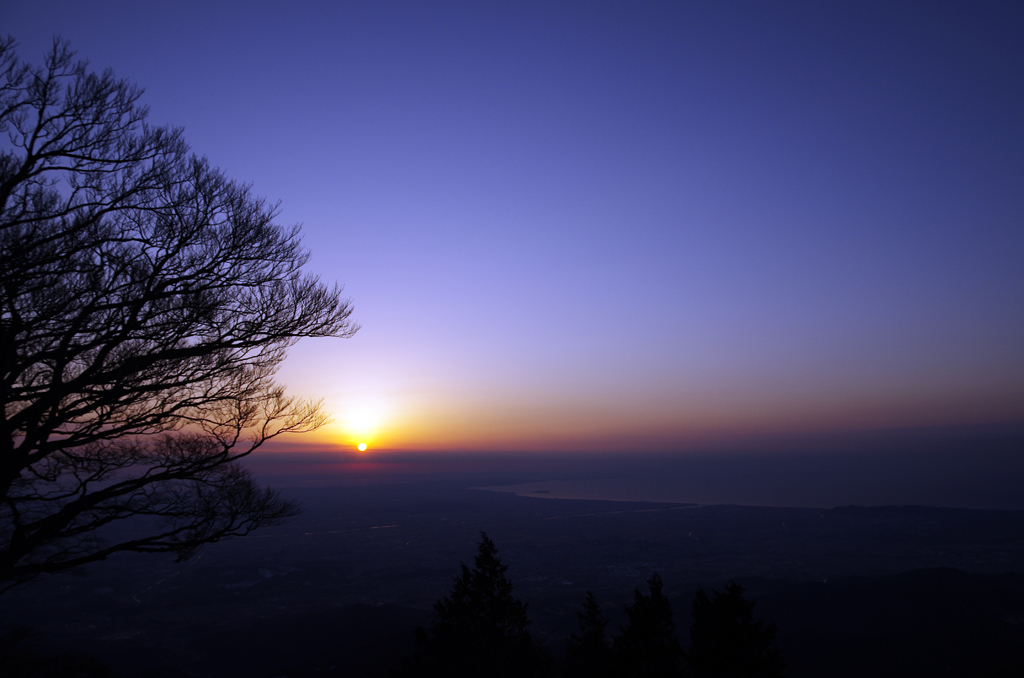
[564,591,612,678]
[688,582,784,678]
[612,574,685,677]
[398,532,546,677]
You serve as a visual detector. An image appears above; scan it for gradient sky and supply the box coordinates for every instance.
[5,1,1023,452]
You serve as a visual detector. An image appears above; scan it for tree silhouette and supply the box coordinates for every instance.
[613,573,685,677]
[400,532,547,677]
[688,582,784,678]
[0,37,356,590]
[564,590,612,678]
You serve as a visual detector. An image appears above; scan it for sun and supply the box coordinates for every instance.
[357,442,367,452]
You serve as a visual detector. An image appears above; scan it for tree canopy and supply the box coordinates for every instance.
[401,532,547,677]
[613,573,685,677]
[0,37,356,589]
[689,582,784,678]
[564,590,613,678]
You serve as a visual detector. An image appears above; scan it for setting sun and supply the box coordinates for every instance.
[319,397,392,449]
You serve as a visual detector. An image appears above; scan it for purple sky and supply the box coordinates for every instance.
[6,1,1023,452]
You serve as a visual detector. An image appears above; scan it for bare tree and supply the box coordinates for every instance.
[0,37,357,590]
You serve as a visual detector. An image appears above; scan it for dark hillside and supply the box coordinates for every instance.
[2,485,1023,677]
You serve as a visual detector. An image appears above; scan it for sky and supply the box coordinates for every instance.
[5,1,1023,454]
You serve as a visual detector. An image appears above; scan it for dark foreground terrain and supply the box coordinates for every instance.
[3,482,1024,677]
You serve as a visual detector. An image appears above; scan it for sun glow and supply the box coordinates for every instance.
[333,398,389,449]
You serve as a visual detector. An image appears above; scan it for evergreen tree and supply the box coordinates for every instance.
[688,582,784,678]
[563,591,612,678]
[399,533,546,677]
[612,574,685,677]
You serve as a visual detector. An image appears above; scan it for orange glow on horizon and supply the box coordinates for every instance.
[316,396,394,450]
[286,382,1024,454]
